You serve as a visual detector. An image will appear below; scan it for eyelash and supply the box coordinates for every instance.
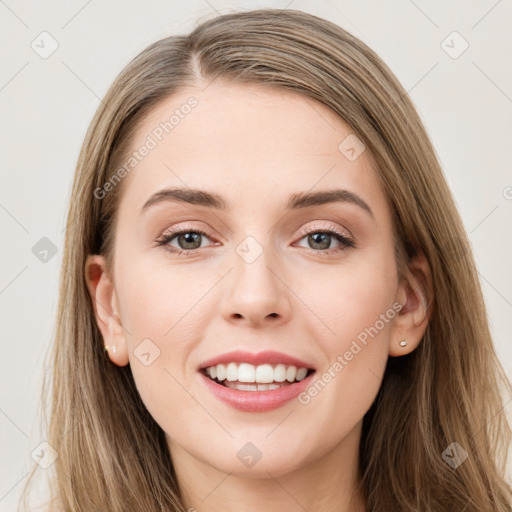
[155,224,355,257]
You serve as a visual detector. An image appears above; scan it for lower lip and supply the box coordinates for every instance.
[198,371,316,412]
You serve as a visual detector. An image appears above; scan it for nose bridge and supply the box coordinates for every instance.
[221,233,291,326]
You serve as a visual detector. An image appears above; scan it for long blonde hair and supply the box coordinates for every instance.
[19,9,512,511]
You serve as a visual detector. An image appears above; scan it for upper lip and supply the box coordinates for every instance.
[198,350,316,371]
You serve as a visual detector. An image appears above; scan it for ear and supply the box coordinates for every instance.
[389,249,433,357]
[84,254,129,366]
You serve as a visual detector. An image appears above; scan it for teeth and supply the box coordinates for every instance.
[256,364,274,383]
[238,363,256,383]
[286,365,297,382]
[224,381,288,391]
[296,367,308,381]
[226,362,238,381]
[204,362,311,385]
[216,364,226,381]
[274,364,287,382]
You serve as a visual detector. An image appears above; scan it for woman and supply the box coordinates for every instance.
[20,8,512,512]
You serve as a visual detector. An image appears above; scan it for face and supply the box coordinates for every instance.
[88,81,417,480]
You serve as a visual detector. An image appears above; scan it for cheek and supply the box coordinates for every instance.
[297,248,397,346]
[294,249,397,406]
[114,256,218,429]
[116,251,213,338]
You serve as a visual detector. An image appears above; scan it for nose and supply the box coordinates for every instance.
[221,246,292,328]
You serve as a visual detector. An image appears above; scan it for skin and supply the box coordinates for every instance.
[85,81,432,512]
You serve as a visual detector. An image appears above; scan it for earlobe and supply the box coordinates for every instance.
[84,255,129,366]
[389,250,433,357]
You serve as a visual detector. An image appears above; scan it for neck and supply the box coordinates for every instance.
[168,421,366,512]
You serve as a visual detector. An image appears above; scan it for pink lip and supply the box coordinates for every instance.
[198,350,315,371]
[198,370,316,412]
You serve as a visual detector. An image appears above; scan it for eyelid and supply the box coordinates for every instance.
[294,221,353,240]
[157,222,216,240]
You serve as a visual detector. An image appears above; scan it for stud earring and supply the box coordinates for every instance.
[399,340,408,347]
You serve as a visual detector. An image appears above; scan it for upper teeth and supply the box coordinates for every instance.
[205,363,309,383]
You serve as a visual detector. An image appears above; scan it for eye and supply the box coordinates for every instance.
[294,225,355,254]
[156,226,218,255]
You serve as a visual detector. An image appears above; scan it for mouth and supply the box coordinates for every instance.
[200,363,316,391]
[197,350,317,411]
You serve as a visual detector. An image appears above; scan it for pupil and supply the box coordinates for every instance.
[179,232,201,249]
[309,233,330,250]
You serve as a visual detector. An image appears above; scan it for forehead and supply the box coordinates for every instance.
[116,81,387,217]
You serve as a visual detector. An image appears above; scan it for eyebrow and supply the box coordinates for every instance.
[140,187,373,218]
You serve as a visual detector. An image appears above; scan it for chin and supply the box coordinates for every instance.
[203,440,313,478]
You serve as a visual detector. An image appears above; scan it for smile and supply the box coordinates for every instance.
[201,362,313,391]
[197,350,317,412]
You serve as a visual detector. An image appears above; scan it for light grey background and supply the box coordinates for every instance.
[1,0,511,509]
